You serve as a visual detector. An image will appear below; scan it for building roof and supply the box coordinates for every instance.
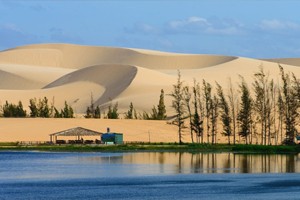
[50,127,102,137]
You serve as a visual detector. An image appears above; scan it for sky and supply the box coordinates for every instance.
[1,0,300,58]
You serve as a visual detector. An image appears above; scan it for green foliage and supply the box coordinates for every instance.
[125,102,134,119]
[54,107,62,118]
[85,107,92,118]
[29,97,50,118]
[107,102,119,119]
[169,70,185,144]
[191,80,203,143]
[94,106,101,118]
[53,101,74,118]
[144,89,167,120]
[279,65,299,144]
[3,101,26,117]
[29,98,38,117]
[61,101,74,118]
[210,95,219,144]
[216,82,231,143]
[203,79,212,143]
[39,97,50,118]
[238,77,253,144]
[183,86,193,143]
[84,93,101,119]
[157,89,167,120]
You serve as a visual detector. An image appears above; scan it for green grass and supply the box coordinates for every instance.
[0,142,299,153]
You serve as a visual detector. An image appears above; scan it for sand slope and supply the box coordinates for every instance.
[1,43,300,142]
[1,43,300,114]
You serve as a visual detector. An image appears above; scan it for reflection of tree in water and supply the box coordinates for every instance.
[240,154,250,173]
[190,153,204,173]
[118,152,298,174]
[158,152,165,164]
[223,153,231,173]
[175,152,182,174]
[286,154,296,173]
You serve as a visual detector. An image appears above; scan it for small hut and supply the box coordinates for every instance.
[50,127,103,144]
[101,128,123,144]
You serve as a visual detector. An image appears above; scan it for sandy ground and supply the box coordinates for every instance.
[1,43,300,143]
[0,118,191,143]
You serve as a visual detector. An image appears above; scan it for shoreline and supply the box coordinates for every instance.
[0,143,299,154]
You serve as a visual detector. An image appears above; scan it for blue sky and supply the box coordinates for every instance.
[1,0,300,58]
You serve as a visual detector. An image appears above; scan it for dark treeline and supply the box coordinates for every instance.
[0,97,74,118]
[84,89,167,120]
[169,65,300,145]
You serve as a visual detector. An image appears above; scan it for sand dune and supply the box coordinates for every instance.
[263,58,300,67]
[1,43,300,142]
[0,43,237,69]
[1,43,300,114]
[45,64,138,110]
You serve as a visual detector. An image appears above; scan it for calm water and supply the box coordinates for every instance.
[1,151,300,199]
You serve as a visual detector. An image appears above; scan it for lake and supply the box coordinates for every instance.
[0,151,300,199]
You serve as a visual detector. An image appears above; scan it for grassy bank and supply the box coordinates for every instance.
[0,142,300,153]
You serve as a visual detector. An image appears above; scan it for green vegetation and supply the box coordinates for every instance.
[169,70,185,144]
[0,142,299,153]
[1,96,74,118]
[107,102,119,119]
[84,93,101,118]
[2,101,26,117]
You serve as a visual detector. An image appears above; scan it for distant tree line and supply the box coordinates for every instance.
[0,97,74,118]
[169,65,300,145]
[84,89,167,120]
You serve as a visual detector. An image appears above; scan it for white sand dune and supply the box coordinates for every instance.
[1,43,300,142]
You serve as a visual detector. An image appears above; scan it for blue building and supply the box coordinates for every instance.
[101,128,123,144]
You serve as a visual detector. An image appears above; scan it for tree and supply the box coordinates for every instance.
[203,80,212,143]
[3,101,26,117]
[125,102,134,119]
[61,101,74,118]
[107,102,119,119]
[54,107,62,118]
[85,93,101,118]
[279,65,299,144]
[216,82,231,144]
[228,78,238,145]
[192,80,203,143]
[238,77,253,144]
[85,107,92,118]
[150,106,158,120]
[253,67,272,145]
[183,86,193,143]
[94,106,101,118]
[169,70,185,144]
[147,89,167,120]
[38,97,50,118]
[16,101,26,117]
[211,95,219,144]
[277,88,284,144]
[157,89,167,120]
[29,98,38,117]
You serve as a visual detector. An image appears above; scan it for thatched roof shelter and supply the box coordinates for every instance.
[50,127,102,143]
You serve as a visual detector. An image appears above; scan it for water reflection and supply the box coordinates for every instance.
[80,152,300,173]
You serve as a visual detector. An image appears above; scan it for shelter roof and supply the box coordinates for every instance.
[50,127,102,137]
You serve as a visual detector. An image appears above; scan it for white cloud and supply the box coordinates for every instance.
[124,23,159,35]
[168,17,210,29]
[259,19,300,30]
[165,16,243,35]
